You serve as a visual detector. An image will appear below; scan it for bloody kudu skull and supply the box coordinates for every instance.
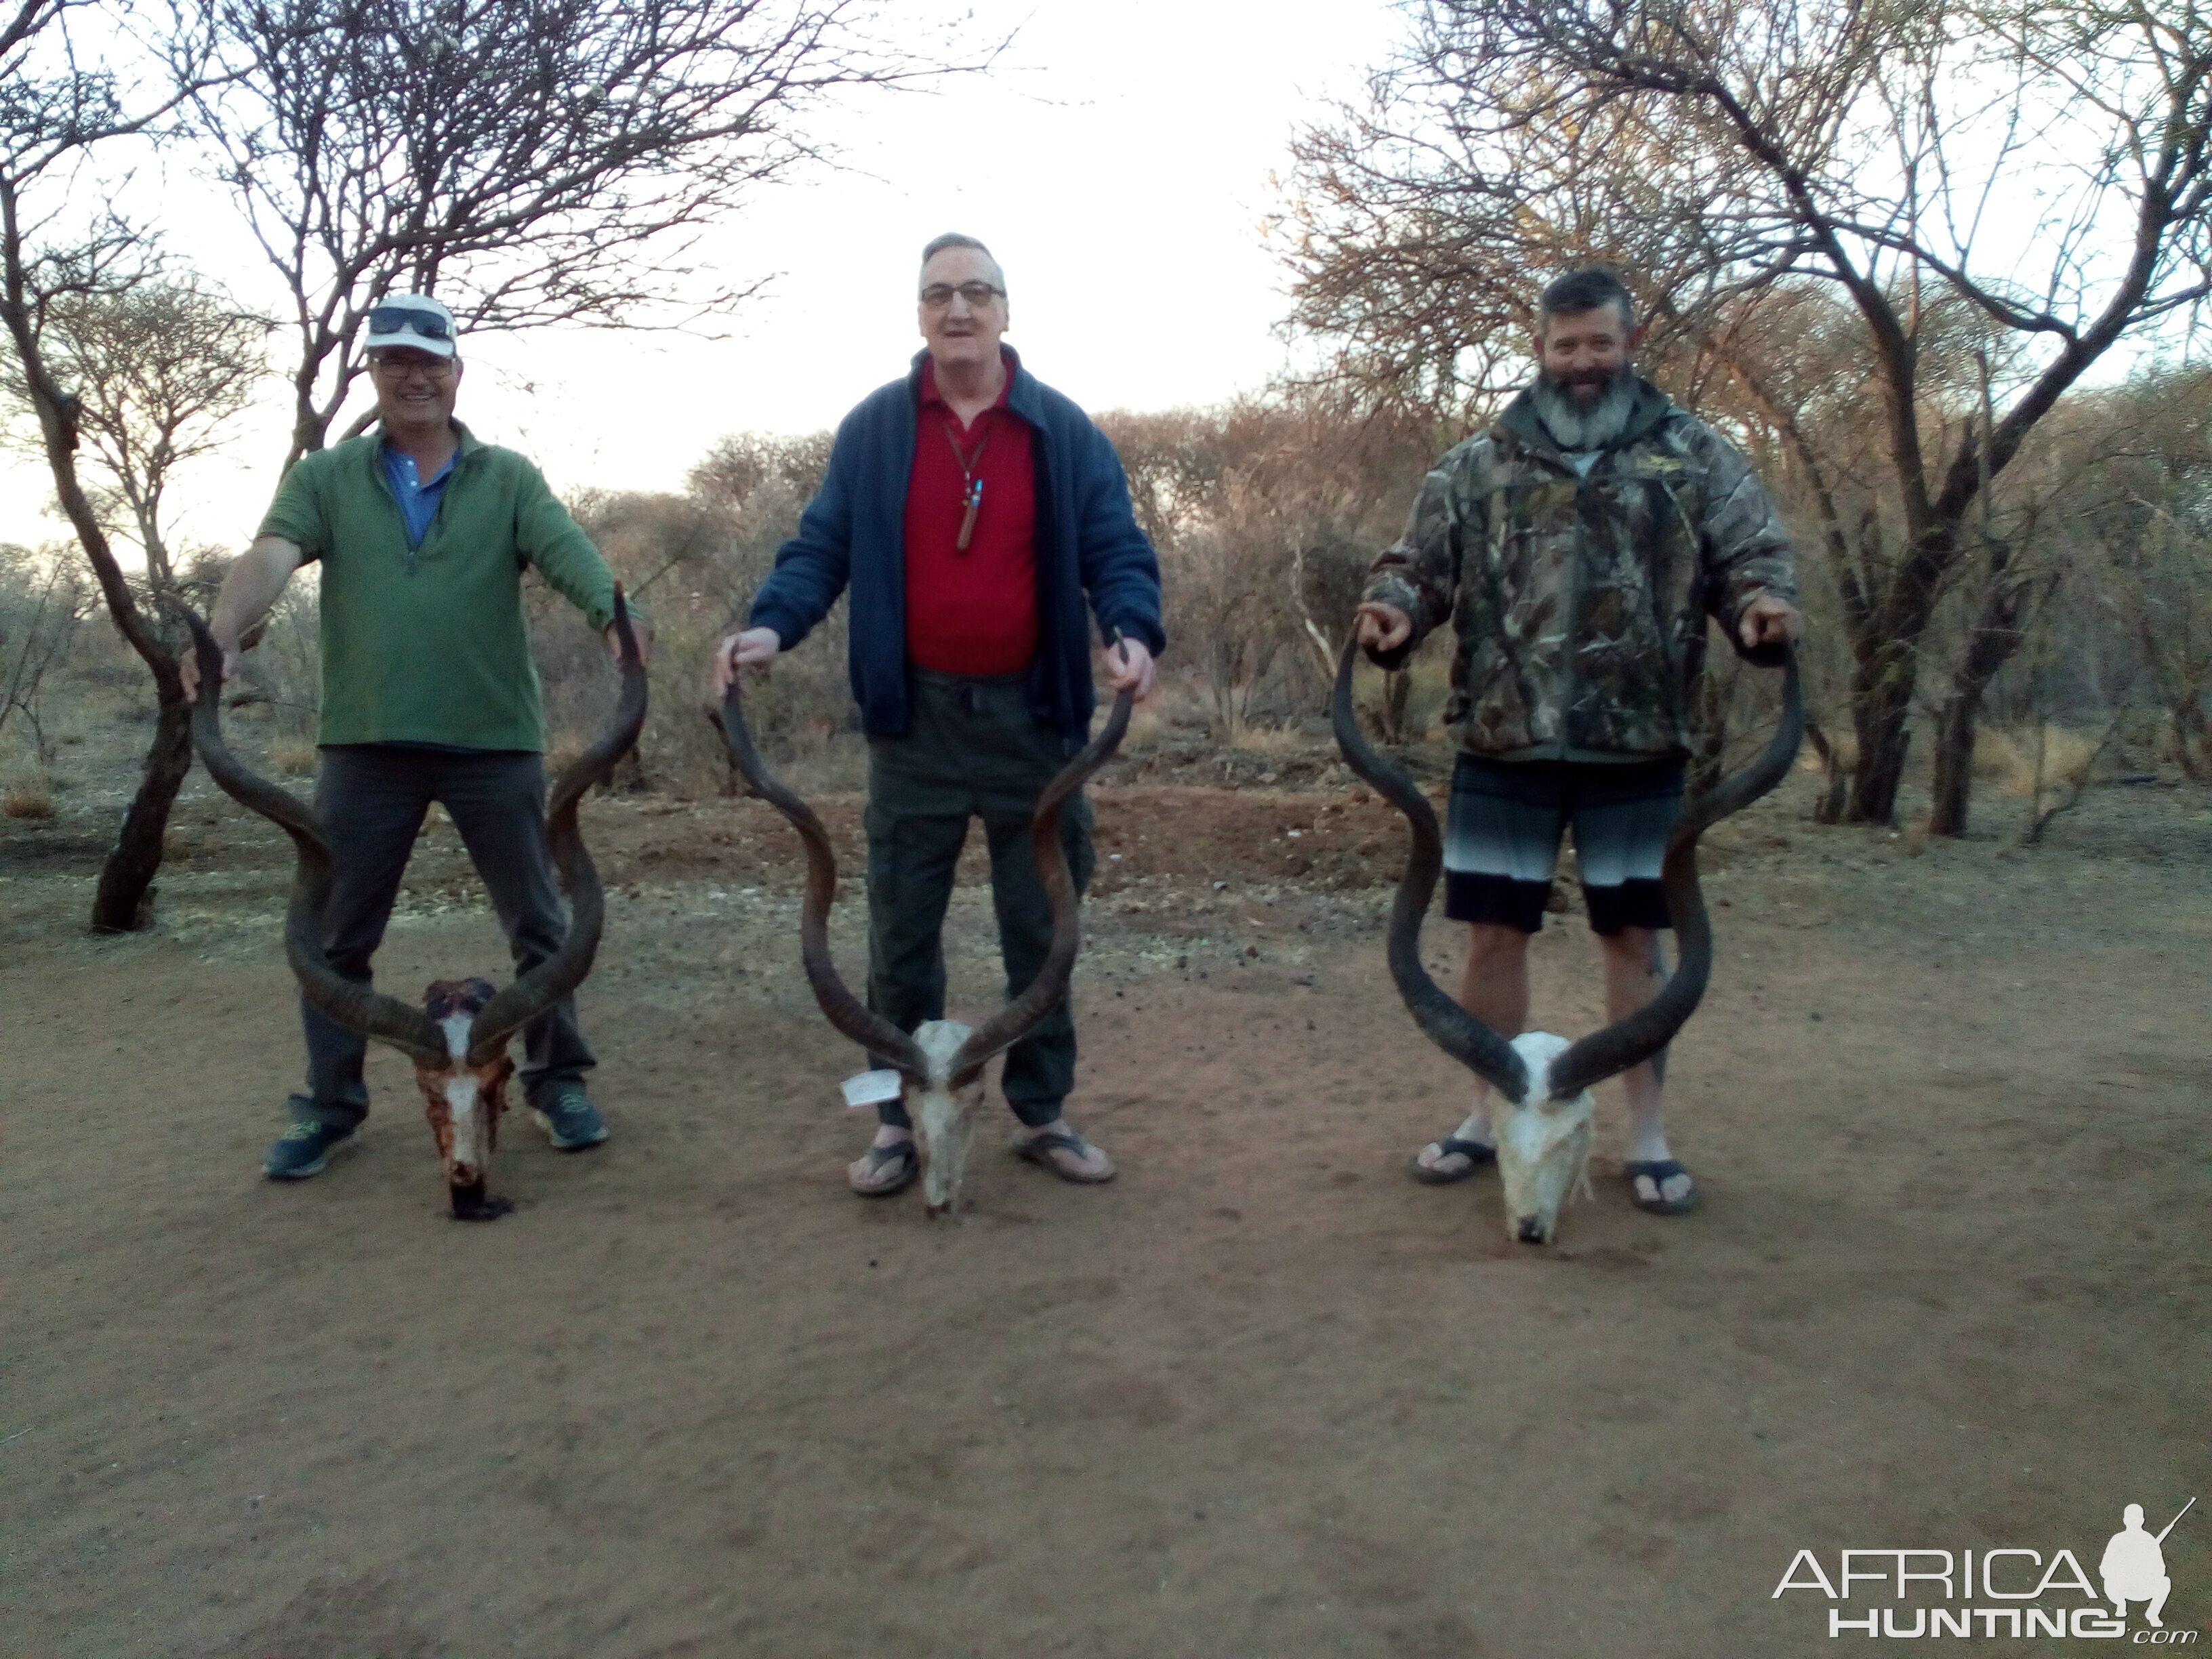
[716,676,1133,1216]
[186,594,647,1219]
[1332,640,1803,1244]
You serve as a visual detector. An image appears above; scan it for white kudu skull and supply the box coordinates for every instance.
[1495,1033,1597,1244]
[1332,641,1804,1245]
[719,680,1133,1216]
[906,1023,987,1215]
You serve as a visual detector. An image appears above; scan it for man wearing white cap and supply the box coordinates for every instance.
[185,294,653,1181]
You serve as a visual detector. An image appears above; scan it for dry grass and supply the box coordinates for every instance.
[1118,700,1166,753]
[1132,677,1215,739]
[1223,718,1308,755]
[1978,725,2101,797]
[269,737,319,779]
[544,733,590,779]
[3,773,55,819]
[1788,722,2104,800]
[771,731,869,797]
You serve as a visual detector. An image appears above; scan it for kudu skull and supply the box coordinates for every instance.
[1332,640,1804,1244]
[186,594,648,1219]
[716,677,1133,1216]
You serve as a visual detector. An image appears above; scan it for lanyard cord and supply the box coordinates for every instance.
[943,413,991,476]
[943,413,991,552]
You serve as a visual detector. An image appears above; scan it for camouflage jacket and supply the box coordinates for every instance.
[1362,378,1799,758]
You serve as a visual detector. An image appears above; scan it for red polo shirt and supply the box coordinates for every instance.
[904,358,1037,675]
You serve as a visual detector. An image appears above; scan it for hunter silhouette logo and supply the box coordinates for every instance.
[2104,1500,2192,1630]
[1774,1496,2198,1641]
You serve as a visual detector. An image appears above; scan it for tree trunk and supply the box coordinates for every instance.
[1382,668,1412,743]
[1843,509,1971,825]
[1847,649,1915,826]
[0,181,191,934]
[1927,552,2038,838]
[91,691,193,933]
[1829,517,1913,826]
[2176,702,2211,783]
[1804,720,1849,824]
[1925,700,1977,838]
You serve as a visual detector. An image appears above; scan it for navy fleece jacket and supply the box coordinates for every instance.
[746,348,1166,745]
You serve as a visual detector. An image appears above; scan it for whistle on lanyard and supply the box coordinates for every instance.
[956,477,983,552]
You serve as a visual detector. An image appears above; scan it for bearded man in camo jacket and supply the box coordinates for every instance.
[1354,266,1803,1217]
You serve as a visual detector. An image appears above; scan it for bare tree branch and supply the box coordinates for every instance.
[194,0,997,464]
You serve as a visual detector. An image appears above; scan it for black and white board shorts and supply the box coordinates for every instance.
[1442,754,1686,935]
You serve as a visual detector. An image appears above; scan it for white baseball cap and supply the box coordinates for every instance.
[363,294,458,358]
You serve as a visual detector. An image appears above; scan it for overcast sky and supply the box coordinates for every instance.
[1,0,1406,554]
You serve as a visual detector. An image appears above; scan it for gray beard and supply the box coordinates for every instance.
[1531,368,1637,452]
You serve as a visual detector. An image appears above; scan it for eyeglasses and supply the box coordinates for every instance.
[367,304,454,341]
[919,281,1006,309]
[369,354,455,378]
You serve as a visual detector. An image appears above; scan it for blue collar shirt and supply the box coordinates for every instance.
[382,443,458,549]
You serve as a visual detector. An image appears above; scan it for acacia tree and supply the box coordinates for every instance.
[7,258,272,593]
[197,0,982,466]
[0,1,226,930]
[1285,0,2212,823]
[1,239,274,916]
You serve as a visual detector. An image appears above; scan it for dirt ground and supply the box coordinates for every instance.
[5,739,2209,1658]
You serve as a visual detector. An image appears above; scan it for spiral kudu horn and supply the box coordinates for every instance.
[462,590,649,1064]
[1330,640,1532,1105]
[184,590,649,1068]
[1542,647,1804,1100]
[943,689,1134,1086]
[186,607,449,1065]
[716,677,1135,1086]
[714,677,930,1083]
[1332,638,1805,1104]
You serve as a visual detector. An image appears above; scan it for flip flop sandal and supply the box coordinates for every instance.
[1408,1135,1496,1185]
[849,1139,919,1197]
[1622,1158,1702,1216]
[1012,1128,1116,1185]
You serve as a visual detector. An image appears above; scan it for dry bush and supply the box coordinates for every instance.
[237,584,325,745]
[544,439,844,798]
[1099,397,1444,739]
[1116,699,1166,754]
[1976,726,2100,797]
[1224,718,1308,756]
[1397,651,1454,740]
[764,731,870,798]
[4,771,55,818]
[268,735,318,779]
[1140,673,1217,737]
[1969,729,2018,779]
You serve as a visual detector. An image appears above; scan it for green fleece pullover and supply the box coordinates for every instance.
[257,424,615,750]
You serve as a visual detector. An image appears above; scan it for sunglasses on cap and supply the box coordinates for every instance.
[366,304,454,341]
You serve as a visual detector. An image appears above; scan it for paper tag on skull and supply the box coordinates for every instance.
[840,1069,904,1109]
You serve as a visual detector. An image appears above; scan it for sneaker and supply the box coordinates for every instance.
[531,1089,609,1151]
[264,1119,356,1181]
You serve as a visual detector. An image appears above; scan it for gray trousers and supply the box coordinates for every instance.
[865,671,1094,1130]
[289,745,593,1129]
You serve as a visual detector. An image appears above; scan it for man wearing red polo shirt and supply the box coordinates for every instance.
[712,233,1165,1197]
